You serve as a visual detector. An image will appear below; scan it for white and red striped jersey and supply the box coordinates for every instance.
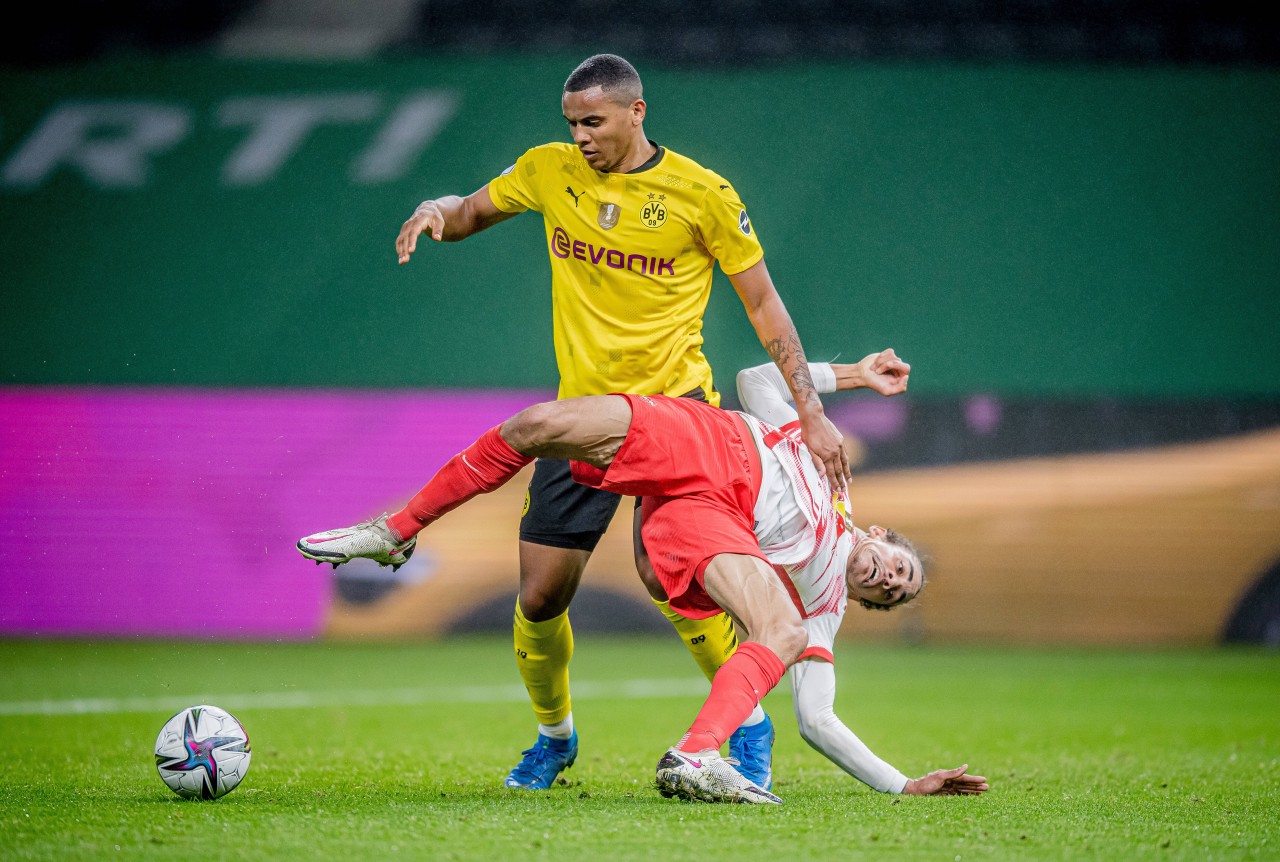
[737,412,853,630]
[734,359,910,794]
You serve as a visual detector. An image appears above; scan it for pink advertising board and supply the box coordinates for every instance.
[0,388,550,638]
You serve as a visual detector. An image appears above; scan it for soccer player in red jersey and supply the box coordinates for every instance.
[385,53,847,790]
[299,347,990,803]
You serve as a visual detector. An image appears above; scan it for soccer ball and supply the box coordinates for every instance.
[154,704,252,799]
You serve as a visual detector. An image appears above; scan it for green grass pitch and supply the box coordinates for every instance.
[1,635,1277,861]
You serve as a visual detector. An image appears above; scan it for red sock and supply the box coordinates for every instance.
[386,426,532,540]
[677,642,786,754]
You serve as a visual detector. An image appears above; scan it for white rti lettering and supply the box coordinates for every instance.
[352,91,457,184]
[217,93,379,186]
[0,90,461,191]
[1,101,191,189]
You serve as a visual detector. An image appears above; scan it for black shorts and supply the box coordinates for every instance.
[518,387,710,552]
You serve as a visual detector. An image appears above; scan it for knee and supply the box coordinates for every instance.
[764,621,808,667]
[518,583,571,621]
[502,401,568,455]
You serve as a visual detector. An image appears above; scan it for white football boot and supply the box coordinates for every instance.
[654,747,782,804]
[296,513,416,571]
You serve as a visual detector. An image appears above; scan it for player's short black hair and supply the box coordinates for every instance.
[564,54,643,105]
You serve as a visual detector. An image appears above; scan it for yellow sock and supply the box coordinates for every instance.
[653,598,738,683]
[512,600,574,725]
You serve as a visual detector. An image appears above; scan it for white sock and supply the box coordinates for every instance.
[740,705,766,728]
[539,713,574,740]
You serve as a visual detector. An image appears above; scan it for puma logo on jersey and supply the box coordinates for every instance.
[565,186,584,207]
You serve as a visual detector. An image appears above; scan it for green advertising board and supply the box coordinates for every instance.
[2,54,1278,396]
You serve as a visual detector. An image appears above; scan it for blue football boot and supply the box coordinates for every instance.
[503,730,579,789]
[728,713,775,790]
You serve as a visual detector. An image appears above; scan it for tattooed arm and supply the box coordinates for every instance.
[727,260,849,485]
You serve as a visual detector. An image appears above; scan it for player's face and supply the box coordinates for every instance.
[846,525,921,609]
[562,86,645,173]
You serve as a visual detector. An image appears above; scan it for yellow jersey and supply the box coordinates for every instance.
[487,142,764,404]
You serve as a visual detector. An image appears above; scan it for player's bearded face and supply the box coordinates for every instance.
[846,526,921,608]
[562,86,644,173]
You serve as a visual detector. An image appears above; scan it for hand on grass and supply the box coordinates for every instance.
[902,764,989,796]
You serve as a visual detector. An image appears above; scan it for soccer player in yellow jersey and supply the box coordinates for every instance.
[392,54,847,791]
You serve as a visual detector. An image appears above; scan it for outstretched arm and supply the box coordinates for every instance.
[791,657,988,796]
[790,658,910,793]
[736,348,912,428]
[396,185,517,261]
[728,260,847,485]
[736,361,836,429]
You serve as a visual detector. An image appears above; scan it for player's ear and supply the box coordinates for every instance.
[631,99,646,124]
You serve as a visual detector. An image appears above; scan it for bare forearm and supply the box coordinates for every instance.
[832,363,867,391]
[413,190,513,242]
[736,362,837,427]
[413,195,472,241]
[749,298,824,418]
[397,186,514,263]
[729,260,847,480]
[832,349,911,397]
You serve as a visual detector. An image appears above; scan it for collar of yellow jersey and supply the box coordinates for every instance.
[625,141,665,174]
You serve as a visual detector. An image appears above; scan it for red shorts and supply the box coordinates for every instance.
[570,394,765,619]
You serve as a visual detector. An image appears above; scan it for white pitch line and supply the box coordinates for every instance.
[0,677,713,717]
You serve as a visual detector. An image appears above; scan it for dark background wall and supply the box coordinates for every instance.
[4,0,1278,69]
